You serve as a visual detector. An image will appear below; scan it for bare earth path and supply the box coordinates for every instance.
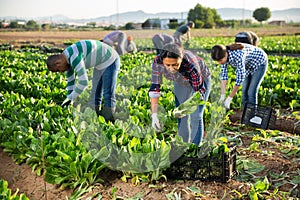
[0,148,72,200]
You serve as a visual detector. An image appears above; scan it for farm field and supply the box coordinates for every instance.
[0,26,300,48]
[0,28,300,200]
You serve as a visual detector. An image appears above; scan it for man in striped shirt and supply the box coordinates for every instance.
[46,40,120,122]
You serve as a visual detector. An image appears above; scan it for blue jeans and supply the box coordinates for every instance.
[242,60,268,107]
[174,76,211,145]
[89,58,120,108]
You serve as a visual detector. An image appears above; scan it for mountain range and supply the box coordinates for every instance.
[2,8,300,24]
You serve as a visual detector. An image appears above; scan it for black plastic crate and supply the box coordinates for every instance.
[165,145,237,183]
[241,103,276,130]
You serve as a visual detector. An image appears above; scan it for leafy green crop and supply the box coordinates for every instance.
[0,179,29,200]
[173,92,205,118]
[135,35,300,54]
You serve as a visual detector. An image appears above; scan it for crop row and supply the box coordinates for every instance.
[135,35,300,54]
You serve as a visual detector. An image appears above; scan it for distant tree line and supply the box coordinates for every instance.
[1,19,40,30]
[0,5,273,30]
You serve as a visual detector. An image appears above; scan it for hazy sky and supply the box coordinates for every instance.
[1,0,299,19]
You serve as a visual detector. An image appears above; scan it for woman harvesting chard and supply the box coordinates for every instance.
[211,43,268,110]
[149,43,211,145]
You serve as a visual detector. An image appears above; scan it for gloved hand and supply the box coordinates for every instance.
[61,98,72,108]
[218,94,226,103]
[151,113,162,132]
[223,97,233,110]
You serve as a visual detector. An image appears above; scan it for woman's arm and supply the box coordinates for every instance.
[220,80,227,95]
[230,85,240,98]
[150,97,159,113]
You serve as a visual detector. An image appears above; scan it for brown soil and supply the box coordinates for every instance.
[1,124,300,199]
[0,148,73,200]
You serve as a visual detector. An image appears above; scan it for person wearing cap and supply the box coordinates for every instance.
[235,31,259,46]
[102,31,137,55]
[125,35,137,53]
[211,43,268,110]
[152,33,175,55]
[46,40,120,123]
[149,43,211,145]
[173,21,195,45]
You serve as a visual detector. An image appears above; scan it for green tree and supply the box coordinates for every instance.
[10,21,20,28]
[187,4,224,28]
[26,20,39,30]
[194,19,204,28]
[87,22,96,28]
[125,22,134,30]
[224,20,239,28]
[204,8,215,28]
[253,7,271,24]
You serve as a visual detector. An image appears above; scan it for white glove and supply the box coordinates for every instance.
[223,97,233,110]
[218,94,226,103]
[61,98,72,108]
[151,113,162,132]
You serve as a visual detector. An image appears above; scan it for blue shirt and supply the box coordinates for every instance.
[220,44,268,86]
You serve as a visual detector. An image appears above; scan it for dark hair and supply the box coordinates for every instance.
[235,31,253,45]
[211,44,227,61]
[160,43,184,59]
[188,21,195,28]
[46,54,60,69]
[235,31,259,46]
[211,43,245,61]
[227,43,244,51]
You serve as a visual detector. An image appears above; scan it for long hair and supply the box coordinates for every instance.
[211,43,244,61]
[227,43,245,50]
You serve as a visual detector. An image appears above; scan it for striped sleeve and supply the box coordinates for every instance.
[66,69,75,96]
[64,43,89,100]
